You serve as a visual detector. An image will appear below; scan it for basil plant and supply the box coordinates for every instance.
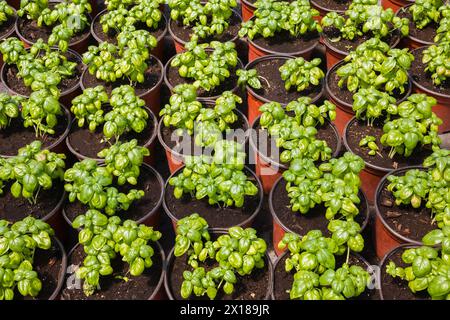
[0,0,14,26]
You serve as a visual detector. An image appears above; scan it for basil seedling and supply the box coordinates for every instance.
[0,93,23,129]
[359,135,379,156]
[352,87,397,126]
[0,1,14,25]
[279,57,324,92]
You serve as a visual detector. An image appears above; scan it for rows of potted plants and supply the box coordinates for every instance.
[0,0,448,301]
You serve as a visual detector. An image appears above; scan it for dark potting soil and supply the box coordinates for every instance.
[161,109,248,156]
[323,26,400,54]
[273,253,378,300]
[17,17,90,46]
[4,51,83,96]
[377,169,436,242]
[64,165,162,223]
[82,57,162,97]
[67,109,156,159]
[311,0,350,12]
[247,0,294,4]
[17,240,64,300]
[345,119,433,170]
[167,62,240,98]
[0,15,15,39]
[0,111,69,156]
[271,179,368,236]
[61,243,163,300]
[327,65,409,106]
[0,180,64,222]
[253,119,339,167]
[93,14,166,44]
[397,8,436,45]
[168,253,270,300]
[251,57,323,104]
[251,30,319,55]
[380,247,431,300]
[170,11,240,44]
[165,170,261,229]
[410,46,450,96]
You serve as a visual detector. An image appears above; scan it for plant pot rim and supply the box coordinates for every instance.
[241,0,256,10]
[61,162,165,228]
[0,7,17,40]
[164,53,243,101]
[167,9,242,48]
[310,0,347,14]
[162,165,264,228]
[65,105,158,162]
[164,240,273,300]
[245,54,325,105]
[374,165,429,246]
[63,240,165,300]
[396,5,435,47]
[157,107,250,161]
[90,9,168,45]
[15,3,92,49]
[378,243,425,301]
[269,175,370,237]
[270,250,373,300]
[80,53,164,97]
[325,59,413,112]
[249,115,341,170]
[0,103,72,158]
[48,236,68,300]
[245,16,320,57]
[0,48,83,98]
[409,46,450,101]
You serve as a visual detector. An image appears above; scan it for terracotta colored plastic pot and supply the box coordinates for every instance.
[158,107,249,174]
[0,49,83,107]
[163,165,264,232]
[250,116,341,194]
[64,241,166,300]
[241,0,256,21]
[396,5,435,50]
[164,235,273,300]
[325,61,413,136]
[15,3,92,54]
[245,54,325,124]
[410,47,450,133]
[90,9,168,62]
[65,106,158,165]
[269,176,370,256]
[374,166,425,259]
[168,10,242,54]
[381,0,414,12]
[80,54,164,115]
[310,0,347,20]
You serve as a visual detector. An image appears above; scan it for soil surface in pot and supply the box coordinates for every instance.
[161,109,248,156]
[323,26,400,54]
[327,65,409,106]
[165,169,261,229]
[4,50,83,96]
[273,253,378,300]
[16,240,64,300]
[17,16,90,46]
[250,57,323,104]
[0,14,15,39]
[167,63,240,98]
[82,57,162,96]
[380,247,431,300]
[170,11,240,44]
[251,30,319,55]
[0,112,69,156]
[0,180,64,222]
[345,119,432,170]
[61,244,163,300]
[253,119,339,167]
[271,179,368,236]
[397,8,436,44]
[67,109,155,159]
[93,14,166,44]
[168,254,270,300]
[410,46,450,96]
[312,0,350,12]
[64,165,161,223]
[377,169,436,242]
